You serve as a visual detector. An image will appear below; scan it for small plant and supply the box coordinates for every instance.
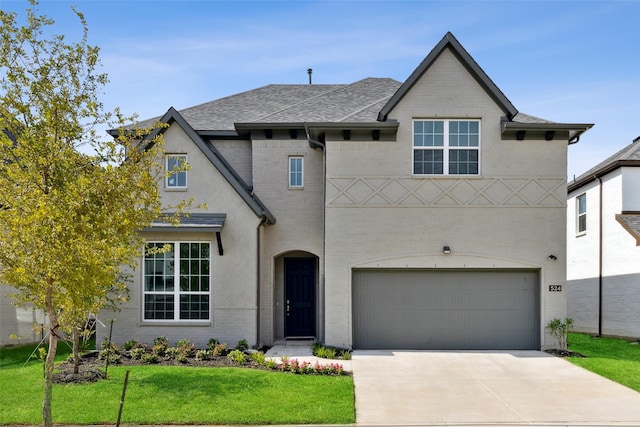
[153,336,169,355]
[266,359,279,369]
[177,339,196,357]
[236,338,249,352]
[312,343,352,360]
[546,317,574,351]
[130,347,147,360]
[227,349,247,364]
[141,352,159,364]
[176,353,189,364]
[98,338,121,363]
[207,338,220,350]
[211,342,228,357]
[123,339,139,351]
[250,351,266,365]
[165,347,179,359]
[195,349,211,361]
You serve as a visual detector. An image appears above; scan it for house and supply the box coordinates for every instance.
[97,32,593,350]
[567,136,640,339]
[0,285,47,346]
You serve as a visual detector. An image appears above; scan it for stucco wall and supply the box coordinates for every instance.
[96,123,262,348]
[323,48,568,349]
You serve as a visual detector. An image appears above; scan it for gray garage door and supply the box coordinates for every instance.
[352,269,539,350]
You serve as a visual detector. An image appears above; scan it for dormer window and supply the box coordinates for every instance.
[413,120,480,176]
[166,155,187,189]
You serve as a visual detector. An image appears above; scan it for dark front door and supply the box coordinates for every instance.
[284,258,316,338]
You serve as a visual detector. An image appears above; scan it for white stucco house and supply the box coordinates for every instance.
[567,136,640,339]
[95,32,593,351]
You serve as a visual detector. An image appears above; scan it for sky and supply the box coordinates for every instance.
[1,0,638,180]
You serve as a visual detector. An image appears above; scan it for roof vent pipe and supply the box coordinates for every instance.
[307,68,313,85]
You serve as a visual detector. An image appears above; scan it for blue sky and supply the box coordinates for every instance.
[1,0,638,179]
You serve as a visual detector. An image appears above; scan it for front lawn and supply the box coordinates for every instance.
[567,332,640,392]
[0,344,355,425]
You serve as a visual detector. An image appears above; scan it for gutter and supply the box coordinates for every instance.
[597,176,603,337]
[256,216,268,347]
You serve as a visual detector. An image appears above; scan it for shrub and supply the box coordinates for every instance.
[164,347,179,359]
[312,343,352,360]
[195,349,211,361]
[177,339,196,357]
[176,353,189,364]
[227,349,247,364]
[153,336,169,355]
[130,347,147,360]
[236,338,249,352]
[211,342,228,357]
[141,352,159,364]
[123,339,140,351]
[207,338,219,350]
[98,338,121,363]
[250,351,266,365]
[546,317,574,351]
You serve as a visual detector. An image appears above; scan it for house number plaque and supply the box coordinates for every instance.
[548,285,562,292]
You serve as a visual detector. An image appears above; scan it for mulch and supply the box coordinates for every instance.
[53,351,270,384]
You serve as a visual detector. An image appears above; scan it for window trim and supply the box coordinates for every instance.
[142,241,211,323]
[166,154,188,189]
[289,156,304,189]
[576,193,587,236]
[412,119,481,176]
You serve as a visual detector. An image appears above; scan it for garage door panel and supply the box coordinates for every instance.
[352,269,539,350]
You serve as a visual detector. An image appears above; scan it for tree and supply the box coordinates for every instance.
[0,3,184,426]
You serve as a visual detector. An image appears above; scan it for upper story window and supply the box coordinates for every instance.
[166,155,187,188]
[413,120,480,176]
[289,156,303,188]
[143,242,211,321]
[576,193,587,235]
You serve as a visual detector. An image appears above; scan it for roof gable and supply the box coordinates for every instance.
[153,107,276,224]
[378,32,518,122]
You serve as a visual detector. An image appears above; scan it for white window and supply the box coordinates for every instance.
[577,193,587,235]
[166,155,187,188]
[143,242,210,321]
[413,120,480,175]
[289,156,303,188]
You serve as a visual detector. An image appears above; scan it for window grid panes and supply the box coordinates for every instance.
[577,194,587,234]
[167,155,187,188]
[289,157,303,188]
[144,242,210,321]
[413,120,480,175]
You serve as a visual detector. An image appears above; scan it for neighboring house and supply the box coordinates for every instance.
[97,32,592,350]
[0,285,47,346]
[567,136,640,339]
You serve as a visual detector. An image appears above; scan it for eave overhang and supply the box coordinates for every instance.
[568,160,640,194]
[501,121,594,144]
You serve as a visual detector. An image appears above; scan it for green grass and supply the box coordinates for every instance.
[0,344,355,425]
[567,332,640,392]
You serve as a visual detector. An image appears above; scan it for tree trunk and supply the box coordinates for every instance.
[72,324,80,375]
[43,279,58,427]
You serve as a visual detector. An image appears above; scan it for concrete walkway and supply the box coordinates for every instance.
[352,350,640,426]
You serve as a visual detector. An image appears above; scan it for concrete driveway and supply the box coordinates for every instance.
[352,350,640,426]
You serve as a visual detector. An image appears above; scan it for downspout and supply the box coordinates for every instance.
[256,216,267,347]
[597,176,603,337]
[306,127,326,343]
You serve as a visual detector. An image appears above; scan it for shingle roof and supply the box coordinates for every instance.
[137,78,401,132]
[568,136,640,192]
